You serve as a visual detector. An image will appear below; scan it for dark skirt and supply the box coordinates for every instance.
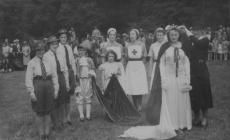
[190,63,213,111]
[56,72,68,106]
[92,75,141,125]
[32,79,55,116]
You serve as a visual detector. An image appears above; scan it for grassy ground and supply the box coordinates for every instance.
[0,61,230,140]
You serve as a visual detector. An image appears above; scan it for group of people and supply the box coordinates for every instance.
[0,39,31,72]
[0,27,78,73]
[210,26,230,62]
[24,25,213,140]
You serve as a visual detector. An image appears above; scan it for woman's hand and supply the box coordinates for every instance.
[161,79,168,92]
[30,92,37,102]
[66,85,70,92]
[54,92,58,99]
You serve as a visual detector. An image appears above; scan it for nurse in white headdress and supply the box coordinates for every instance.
[148,27,167,87]
[126,29,148,111]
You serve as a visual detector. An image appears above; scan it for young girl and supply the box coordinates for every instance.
[75,46,96,121]
[97,50,140,123]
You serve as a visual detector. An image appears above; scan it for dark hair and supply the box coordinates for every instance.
[167,28,181,42]
[105,50,117,62]
[153,29,165,42]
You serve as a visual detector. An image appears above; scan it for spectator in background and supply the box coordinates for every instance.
[122,33,129,47]
[222,37,229,61]
[73,43,79,58]
[226,27,230,41]
[1,42,12,72]
[22,41,31,69]
[217,41,224,63]
[12,39,24,70]
[145,32,155,53]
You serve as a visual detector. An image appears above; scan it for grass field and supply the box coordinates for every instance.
[0,61,230,140]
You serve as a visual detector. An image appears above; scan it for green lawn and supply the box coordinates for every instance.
[0,61,230,140]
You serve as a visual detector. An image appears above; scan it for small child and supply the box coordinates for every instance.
[75,46,96,121]
[2,43,12,72]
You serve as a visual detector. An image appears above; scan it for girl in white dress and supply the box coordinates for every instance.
[99,51,126,92]
[98,50,140,123]
[121,28,192,140]
[126,29,148,111]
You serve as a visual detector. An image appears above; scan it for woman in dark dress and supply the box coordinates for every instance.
[182,27,213,128]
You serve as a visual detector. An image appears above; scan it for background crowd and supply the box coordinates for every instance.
[0,25,229,73]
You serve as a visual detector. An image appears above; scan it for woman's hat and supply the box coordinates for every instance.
[78,45,86,51]
[155,27,164,32]
[47,35,59,43]
[107,28,117,34]
[13,39,19,43]
[131,29,139,36]
[58,29,68,34]
[35,41,45,51]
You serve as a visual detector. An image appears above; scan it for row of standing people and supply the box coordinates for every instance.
[120,26,213,139]
[25,25,213,140]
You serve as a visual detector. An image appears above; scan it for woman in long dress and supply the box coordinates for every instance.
[96,50,140,124]
[126,29,148,111]
[148,27,167,87]
[183,27,213,128]
[121,28,192,139]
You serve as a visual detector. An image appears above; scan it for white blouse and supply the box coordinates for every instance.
[25,56,59,95]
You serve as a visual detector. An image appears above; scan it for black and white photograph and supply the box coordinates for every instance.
[0,0,229,140]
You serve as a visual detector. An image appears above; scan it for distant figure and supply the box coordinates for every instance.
[12,39,24,70]
[22,41,31,69]
[1,43,12,72]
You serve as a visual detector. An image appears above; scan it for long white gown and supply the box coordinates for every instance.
[120,42,192,139]
[160,42,192,130]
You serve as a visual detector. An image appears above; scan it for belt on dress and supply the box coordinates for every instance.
[33,75,52,80]
[128,58,143,61]
[115,59,122,62]
[152,59,158,62]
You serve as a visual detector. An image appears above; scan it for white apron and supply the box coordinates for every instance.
[126,45,148,95]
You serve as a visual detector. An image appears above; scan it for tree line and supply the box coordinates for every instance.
[0,0,229,40]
